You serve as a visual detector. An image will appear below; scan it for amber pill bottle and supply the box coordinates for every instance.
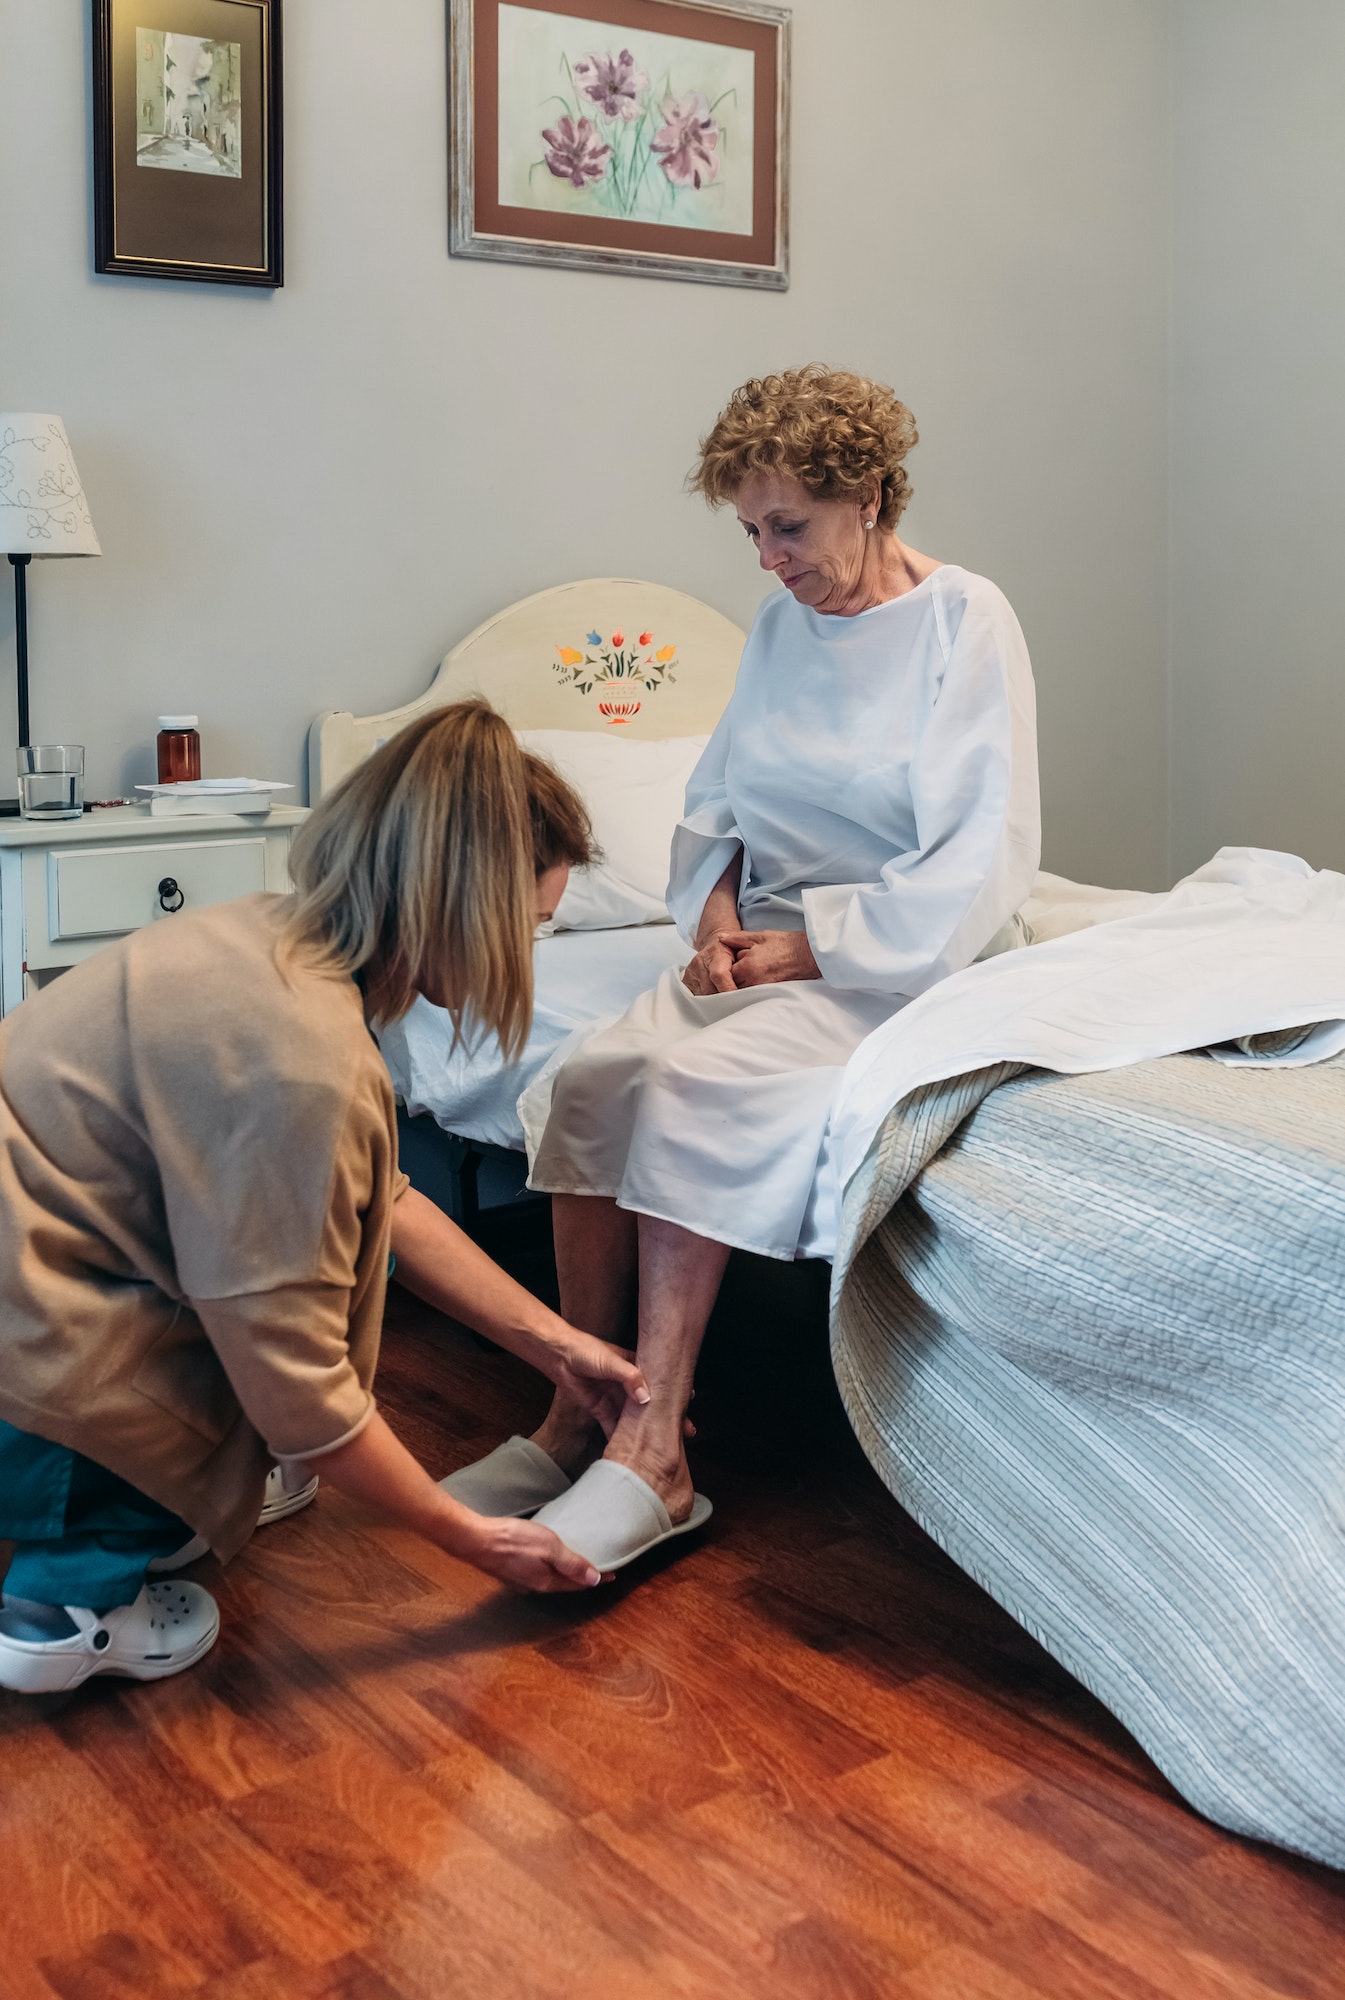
[156,715,201,784]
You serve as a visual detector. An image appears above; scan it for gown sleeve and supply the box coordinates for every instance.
[665,702,747,945]
[801,582,1041,996]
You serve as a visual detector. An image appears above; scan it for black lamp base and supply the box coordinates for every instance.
[6,556,31,820]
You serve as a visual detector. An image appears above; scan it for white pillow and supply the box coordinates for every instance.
[517,729,709,930]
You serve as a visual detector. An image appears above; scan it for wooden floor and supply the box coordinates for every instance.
[4,1234,1345,1999]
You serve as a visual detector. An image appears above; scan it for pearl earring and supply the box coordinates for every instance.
[863,520,875,530]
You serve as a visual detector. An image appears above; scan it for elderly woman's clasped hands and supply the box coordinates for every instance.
[682,923,821,995]
[681,851,822,994]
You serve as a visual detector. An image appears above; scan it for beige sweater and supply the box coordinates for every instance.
[0,894,406,1559]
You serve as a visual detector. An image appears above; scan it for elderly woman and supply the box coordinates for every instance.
[446,366,1042,1571]
[0,704,649,1695]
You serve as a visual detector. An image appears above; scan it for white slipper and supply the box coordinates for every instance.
[149,1461,320,1573]
[530,1460,712,1572]
[439,1435,572,1518]
[0,1581,220,1695]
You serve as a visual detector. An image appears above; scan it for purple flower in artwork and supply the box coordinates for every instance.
[541,114,612,190]
[573,49,650,122]
[650,92,721,190]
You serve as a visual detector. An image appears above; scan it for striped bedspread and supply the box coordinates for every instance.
[831,1050,1345,1867]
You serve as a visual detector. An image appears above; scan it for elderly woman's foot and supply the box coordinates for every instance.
[600,1397,696,1524]
[530,1397,603,1481]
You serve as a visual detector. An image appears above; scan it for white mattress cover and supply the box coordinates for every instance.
[378,925,690,1153]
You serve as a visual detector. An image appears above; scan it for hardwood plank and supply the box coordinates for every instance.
[158,1806,369,1967]
[0,1966,64,2000]
[194,1958,402,2000]
[0,1840,118,1973]
[38,1927,208,2000]
[58,1832,261,1987]
[997,1781,1345,1994]
[895,1941,1076,2000]
[685,1786,964,1972]
[49,1683,228,1827]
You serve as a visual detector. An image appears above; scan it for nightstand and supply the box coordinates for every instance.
[0,803,308,1014]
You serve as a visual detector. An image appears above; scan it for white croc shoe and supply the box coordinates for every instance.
[0,1581,220,1695]
[149,1462,319,1574]
[258,1462,319,1526]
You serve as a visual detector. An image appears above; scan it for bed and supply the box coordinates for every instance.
[311,581,1345,1869]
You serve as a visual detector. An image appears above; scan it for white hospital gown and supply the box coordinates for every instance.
[526,566,1041,1259]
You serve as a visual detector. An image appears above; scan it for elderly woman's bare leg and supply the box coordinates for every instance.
[531,1194,638,1474]
[601,1215,731,1520]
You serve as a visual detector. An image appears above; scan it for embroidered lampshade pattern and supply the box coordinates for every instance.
[0,418,101,553]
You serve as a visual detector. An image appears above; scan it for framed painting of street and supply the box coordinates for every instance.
[93,0,283,286]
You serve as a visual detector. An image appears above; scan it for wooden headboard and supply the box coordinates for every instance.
[308,578,747,800]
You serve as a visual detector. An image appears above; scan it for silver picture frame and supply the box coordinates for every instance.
[449,0,790,290]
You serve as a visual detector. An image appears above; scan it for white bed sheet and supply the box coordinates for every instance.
[377,925,691,1152]
[379,861,1341,1257]
[831,846,1345,1210]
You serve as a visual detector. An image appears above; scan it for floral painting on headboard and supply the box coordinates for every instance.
[553,627,678,723]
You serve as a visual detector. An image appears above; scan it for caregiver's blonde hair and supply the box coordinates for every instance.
[284,701,591,1057]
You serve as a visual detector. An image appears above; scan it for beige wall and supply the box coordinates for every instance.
[1170,0,1345,877]
[1,0,1171,884]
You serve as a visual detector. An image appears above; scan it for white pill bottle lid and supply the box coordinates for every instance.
[157,715,199,730]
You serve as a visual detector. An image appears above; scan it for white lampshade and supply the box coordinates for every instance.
[0,415,101,557]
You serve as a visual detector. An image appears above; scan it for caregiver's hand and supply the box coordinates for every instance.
[462,1516,611,1593]
[681,932,739,995]
[540,1326,649,1437]
[301,1413,609,1591]
[725,929,822,987]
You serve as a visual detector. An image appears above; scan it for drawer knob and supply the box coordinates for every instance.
[157,876,185,913]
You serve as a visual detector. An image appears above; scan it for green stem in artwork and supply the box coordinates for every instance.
[630,132,659,211]
[626,107,656,215]
[606,125,625,212]
[614,120,637,215]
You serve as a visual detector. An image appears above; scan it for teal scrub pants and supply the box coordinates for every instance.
[0,1420,193,1612]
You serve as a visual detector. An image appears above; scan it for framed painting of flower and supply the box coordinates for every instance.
[449,0,789,288]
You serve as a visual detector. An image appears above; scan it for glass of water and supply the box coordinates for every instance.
[17,744,84,821]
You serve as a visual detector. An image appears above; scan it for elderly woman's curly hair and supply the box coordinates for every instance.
[690,365,919,530]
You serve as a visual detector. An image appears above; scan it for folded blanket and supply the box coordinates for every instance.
[831,846,1345,1188]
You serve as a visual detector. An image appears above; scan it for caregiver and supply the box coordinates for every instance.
[449,364,1042,1571]
[0,703,648,1696]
